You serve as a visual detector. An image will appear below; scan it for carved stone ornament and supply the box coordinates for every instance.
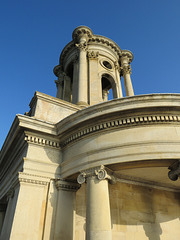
[53,65,63,77]
[168,160,180,181]
[73,54,79,63]
[114,61,120,71]
[121,50,133,63]
[122,65,131,75]
[62,114,180,148]
[77,165,116,184]
[75,42,87,51]
[87,51,99,59]
[6,188,14,200]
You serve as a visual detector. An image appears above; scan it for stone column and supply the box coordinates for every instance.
[114,61,123,98]
[54,65,65,99]
[54,180,80,240]
[77,165,116,240]
[75,41,88,106]
[102,89,109,101]
[55,79,64,99]
[0,202,7,235]
[121,50,134,96]
[63,75,71,102]
[72,56,79,104]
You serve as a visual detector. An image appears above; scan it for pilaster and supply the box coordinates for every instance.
[53,179,80,240]
[0,172,50,240]
[87,51,102,105]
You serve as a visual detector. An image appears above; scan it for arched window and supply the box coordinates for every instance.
[101,74,117,101]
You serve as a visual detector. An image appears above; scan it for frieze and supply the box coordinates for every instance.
[62,114,180,147]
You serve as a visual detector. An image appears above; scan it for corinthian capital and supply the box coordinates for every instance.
[122,65,131,75]
[77,165,116,184]
[87,51,99,59]
[75,42,87,51]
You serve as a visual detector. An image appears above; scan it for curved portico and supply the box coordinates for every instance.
[58,94,180,185]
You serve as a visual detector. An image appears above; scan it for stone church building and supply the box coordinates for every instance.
[0,26,180,240]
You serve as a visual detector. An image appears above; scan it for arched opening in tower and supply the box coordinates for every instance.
[101,74,116,101]
[64,63,73,102]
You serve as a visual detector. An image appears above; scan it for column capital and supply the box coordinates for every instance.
[77,165,116,184]
[75,42,88,51]
[53,65,64,77]
[121,50,133,64]
[168,160,180,181]
[6,188,14,201]
[114,61,121,71]
[87,51,99,59]
[55,179,80,192]
[122,65,132,75]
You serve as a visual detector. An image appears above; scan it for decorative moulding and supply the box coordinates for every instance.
[61,114,180,147]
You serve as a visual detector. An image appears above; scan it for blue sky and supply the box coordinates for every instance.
[1,0,180,149]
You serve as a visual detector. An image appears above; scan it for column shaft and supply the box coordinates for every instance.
[115,69,123,98]
[63,76,71,102]
[56,80,63,99]
[123,72,134,96]
[77,49,88,105]
[86,176,112,240]
[72,60,78,104]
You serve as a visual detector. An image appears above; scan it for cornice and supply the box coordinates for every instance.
[61,114,180,147]
[0,172,50,199]
[56,94,180,136]
[59,32,122,66]
[13,172,50,187]
[29,91,82,112]
[24,132,60,149]
[88,35,121,57]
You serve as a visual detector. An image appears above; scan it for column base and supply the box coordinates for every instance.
[76,101,89,108]
[87,230,112,240]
